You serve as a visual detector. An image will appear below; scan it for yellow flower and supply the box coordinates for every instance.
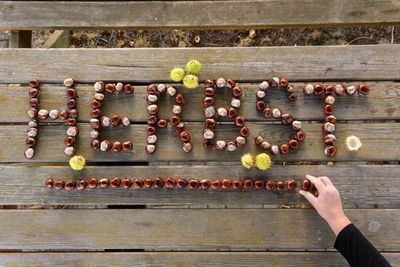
[170,67,185,82]
[345,135,363,151]
[186,59,202,75]
[183,74,199,89]
[69,155,86,171]
[241,153,255,169]
[255,153,272,171]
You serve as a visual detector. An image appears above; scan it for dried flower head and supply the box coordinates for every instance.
[69,155,86,171]
[170,67,185,82]
[345,135,363,151]
[255,153,272,171]
[241,153,255,169]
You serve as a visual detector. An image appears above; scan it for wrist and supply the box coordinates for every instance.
[328,214,351,236]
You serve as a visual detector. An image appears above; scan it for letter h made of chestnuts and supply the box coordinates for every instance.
[90,81,135,153]
[26,78,79,159]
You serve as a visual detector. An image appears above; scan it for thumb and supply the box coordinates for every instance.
[299,190,318,207]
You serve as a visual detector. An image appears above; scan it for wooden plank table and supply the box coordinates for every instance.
[1,0,400,265]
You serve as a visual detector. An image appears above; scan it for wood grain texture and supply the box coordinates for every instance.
[1,82,399,123]
[0,165,399,208]
[0,209,398,251]
[1,252,399,267]
[1,45,400,83]
[1,0,400,30]
[1,122,399,162]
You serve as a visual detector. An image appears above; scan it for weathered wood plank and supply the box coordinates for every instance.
[1,0,400,30]
[1,122,399,162]
[0,209,398,250]
[42,30,70,48]
[0,165,399,208]
[1,252,399,267]
[1,45,400,83]
[1,82,399,123]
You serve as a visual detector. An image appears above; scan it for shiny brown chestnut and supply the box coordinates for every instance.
[235,116,245,127]
[147,115,158,125]
[54,180,65,190]
[255,136,264,145]
[170,115,181,126]
[110,177,121,188]
[232,180,242,189]
[188,179,200,189]
[204,79,215,87]
[112,142,122,152]
[28,79,40,88]
[221,179,232,189]
[177,178,188,188]
[64,136,75,146]
[301,179,311,191]
[240,127,250,137]
[227,79,236,88]
[99,178,110,188]
[26,137,37,147]
[175,93,184,104]
[288,139,299,150]
[254,180,264,190]
[286,179,297,191]
[45,178,54,188]
[232,87,242,97]
[314,84,325,95]
[288,93,298,101]
[157,119,168,128]
[124,84,134,94]
[179,131,190,142]
[265,180,275,191]
[91,99,101,109]
[176,123,185,133]
[263,107,272,118]
[276,181,285,191]
[88,178,98,189]
[111,115,121,126]
[121,178,133,188]
[256,101,266,111]
[59,110,69,120]
[133,179,144,188]
[105,83,116,94]
[200,179,211,190]
[211,180,221,190]
[204,139,214,148]
[325,145,337,157]
[154,177,164,188]
[30,98,39,107]
[279,78,289,87]
[65,180,76,191]
[295,130,306,141]
[67,99,77,109]
[324,105,334,115]
[77,179,87,190]
[203,96,214,106]
[165,177,176,188]
[67,88,77,99]
[143,178,153,188]
[91,139,100,150]
[325,115,337,124]
[281,114,294,125]
[243,179,253,189]
[279,144,289,154]
[147,126,157,135]
[205,87,215,96]
[228,107,237,118]
[325,85,335,95]
[29,88,40,98]
[357,84,369,95]
[205,118,216,128]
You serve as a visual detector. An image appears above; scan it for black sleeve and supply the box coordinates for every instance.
[334,223,392,267]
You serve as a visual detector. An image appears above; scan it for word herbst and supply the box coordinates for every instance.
[25,78,369,159]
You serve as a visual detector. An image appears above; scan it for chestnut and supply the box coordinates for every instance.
[99,178,110,188]
[231,98,241,108]
[167,85,177,96]
[157,84,166,93]
[124,84,134,94]
[27,108,38,119]
[204,106,216,118]
[28,79,40,88]
[325,95,335,105]
[94,81,105,92]
[67,126,79,137]
[204,139,215,149]
[286,179,297,191]
[147,104,159,115]
[256,90,266,99]
[68,109,79,119]
[269,77,280,87]
[30,98,39,108]
[182,142,193,153]
[110,177,121,188]
[227,107,237,118]
[269,145,279,155]
[254,180,264,190]
[54,180,65,190]
[205,118,216,128]
[263,108,272,118]
[91,99,101,109]
[133,179,144,188]
[335,84,345,96]
[357,84,369,95]
[64,146,75,157]
[88,178,98,189]
[116,82,124,92]
[157,119,167,128]
[235,116,245,127]
[259,81,270,91]
[279,78,289,87]
[104,83,115,94]
[288,139,299,150]
[279,144,289,154]
[177,178,188,188]
[111,115,121,126]
[232,180,242,189]
[100,140,112,152]
[325,85,335,95]
[281,114,294,125]
[188,179,200,189]
[314,84,325,95]
[27,128,38,138]
[255,136,264,145]
[215,140,227,151]
[147,126,157,135]
[45,178,54,188]
[154,177,164,188]
[346,85,356,96]
[243,179,253,189]
[26,137,37,147]
[325,115,337,124]
[147,84,157,94]
[211,180,221,190]
[221,179,232,189]
[143,178,153,188]
[301,179,311,191]
[29,88,40,98]
[147,135,157,144]
[175,93,184,104]
[200,179,211,190]
[204,79,215,87]
[64,136,75,146]
[272,108,282,119]
[261,141,271,150]
[236,136,246,147]
[77,179,87,190]
[205,87,215,96]
[148,115,158,125]
[240,127,250,137]
[121,178,133,188]
[288,93,297,101]
[295,130,306,141]
[227,141,237,152]
[325,145,337,157]
[67,88,77,99]
[216,78,226,88]
[165,177,176,188]
[179,131,190,142]
[303,84,314,95]
[324,104,334,115]
[91,109,101,118]
[276,181,285,191]
[59,110,69,120]
[203,97,214,106]
[112,141,122,153]
[38,109,49,120]
[170,115,181,126]
[63,78,74,87]
[232,86,242,97]
[65,180,76,191]
[227,79,236,88]
[324,134,337,145]
[265,180,275,191]
[172,105,182,115]
[323,122,335,133]
[292,121,302,130]
[176,123,185,133]
[91,139,100,150]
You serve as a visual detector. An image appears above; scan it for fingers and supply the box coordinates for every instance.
[319,176,333,187]
[306,174,325,191]
[299,190,318,207]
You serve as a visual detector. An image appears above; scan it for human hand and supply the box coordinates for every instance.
[299,175,351,236]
